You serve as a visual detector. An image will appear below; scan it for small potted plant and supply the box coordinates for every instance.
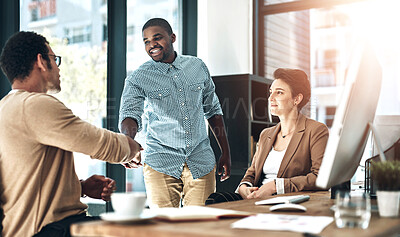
[371,160,400,217]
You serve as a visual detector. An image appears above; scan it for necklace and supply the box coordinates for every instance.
[281,129,295,138]
[281,115,299,138]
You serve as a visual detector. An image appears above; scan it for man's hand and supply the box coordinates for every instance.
[238,184,259,199]
[81,175,116,201]
[207,115,231,182]
[123,136,143,169]
[246,181,276,199]
[218,152,231,182]
[122,150,143,169]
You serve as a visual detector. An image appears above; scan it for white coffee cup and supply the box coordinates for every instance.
[111,192,147,216]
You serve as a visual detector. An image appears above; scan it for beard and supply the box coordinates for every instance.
[47,87,61,94]
[47,80,61,94]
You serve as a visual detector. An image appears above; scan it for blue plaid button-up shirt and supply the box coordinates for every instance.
[119,54,223,179]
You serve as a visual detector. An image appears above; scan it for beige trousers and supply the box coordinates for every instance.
[143,163,216,208]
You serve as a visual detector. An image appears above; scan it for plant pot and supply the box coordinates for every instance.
[376,191,400,217]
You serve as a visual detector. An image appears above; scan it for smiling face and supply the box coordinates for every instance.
[142,26,176,63]
[268,79,301,117]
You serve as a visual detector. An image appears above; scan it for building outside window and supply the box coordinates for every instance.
[28,0,57,21]
[64,25,92,44]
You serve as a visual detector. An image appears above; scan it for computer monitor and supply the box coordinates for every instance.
[316,42,383,189]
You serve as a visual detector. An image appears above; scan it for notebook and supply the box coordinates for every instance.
[154,206,252,221]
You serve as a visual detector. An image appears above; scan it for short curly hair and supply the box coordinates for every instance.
[273,68,311,110]
[0,31,51,84]
[142,18,173,35]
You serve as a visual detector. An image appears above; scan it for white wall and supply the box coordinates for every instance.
[197,0,253,76]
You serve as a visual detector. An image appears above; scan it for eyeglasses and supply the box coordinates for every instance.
[48,54,62,67]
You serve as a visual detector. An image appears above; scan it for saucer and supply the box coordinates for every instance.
[100,209,156,224]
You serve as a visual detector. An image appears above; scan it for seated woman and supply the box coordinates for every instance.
[206,68,329,204]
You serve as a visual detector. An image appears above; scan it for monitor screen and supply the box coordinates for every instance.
[316,42,383,189]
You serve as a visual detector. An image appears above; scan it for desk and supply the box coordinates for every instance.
[71,191,400,237]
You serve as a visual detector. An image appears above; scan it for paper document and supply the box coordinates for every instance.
[232,214,333,234]
[255,194,310,205]
[154,206,251,221]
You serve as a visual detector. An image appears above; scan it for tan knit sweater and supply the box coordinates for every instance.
[0,90,131,237]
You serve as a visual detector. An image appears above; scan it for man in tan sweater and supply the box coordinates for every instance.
[0,31,142,236]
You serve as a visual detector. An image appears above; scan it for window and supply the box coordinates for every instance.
[264,11,311,80]
[64,25,92,44]
[127,25,135,52]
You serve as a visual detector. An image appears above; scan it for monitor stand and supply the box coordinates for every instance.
[330,180,351,199]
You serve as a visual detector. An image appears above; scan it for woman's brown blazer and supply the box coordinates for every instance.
[241,113,329,193]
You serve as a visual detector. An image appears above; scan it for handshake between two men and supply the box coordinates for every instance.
[122,135,144,169]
